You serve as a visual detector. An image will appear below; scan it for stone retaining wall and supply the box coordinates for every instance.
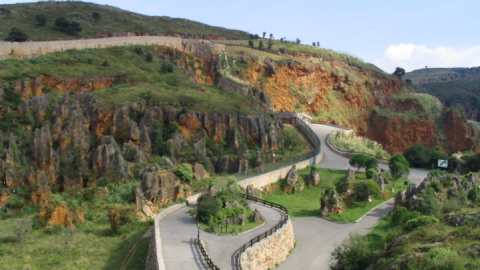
[0,36,225,61]
[240,219,295,270]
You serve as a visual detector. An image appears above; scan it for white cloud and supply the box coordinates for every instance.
[374,44,480,72]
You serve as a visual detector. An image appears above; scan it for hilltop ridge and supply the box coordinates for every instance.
[0,1,250,41]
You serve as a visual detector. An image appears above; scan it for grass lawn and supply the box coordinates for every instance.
[262,167,346,218]
[197,210,265,236]
[326,178,410,223]
[0,217,152,270]
[262,166,411,222]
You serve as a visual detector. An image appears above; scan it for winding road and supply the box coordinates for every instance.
[159,123,429,270]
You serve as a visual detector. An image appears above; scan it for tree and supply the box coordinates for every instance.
[262,32,266,38]
[267,39,273,50]
[4,27,28,42]
[248,40,254,47]
[145,52,153,62]
[349,154,369,172]
[365,157,378,171]
[330,232,374,270]
[393,67,406,79]
[312,42,316,47]
[173,163,193,183]
[296,38,301,44]
[430,147,448,168]
[269,33,273,39]
[280,38,283,42]
[254,34,260,39]
[196,194,222,222]
[389,154,410,181]
[92,12,101,22]
[317,42,320,47]
[55,17,82,34]
[35,14,47,26]
[259,40,264,50]
[160,61,174,73]
[403,142,431,168]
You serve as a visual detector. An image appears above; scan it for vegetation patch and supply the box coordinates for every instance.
[329,131,390,160]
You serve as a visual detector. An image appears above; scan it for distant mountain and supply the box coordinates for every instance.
[405,67,480,121]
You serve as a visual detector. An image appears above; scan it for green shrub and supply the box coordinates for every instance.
[54,17,82,34]
[404,142,431,168]
[389,154,410,180]
[366,168,377,179]
[173,164,193,183]
[429,169,449,177]
[404,216,439,231]
[92,12,101,22]
[417,188,442,216]
[329,232,375,270]
[349,154,369,172]
[160,61,174,73]
[366,157,378,170]
[196,194,222,222]
[365,179,382,198]
[4,27,28,42]
[35,14,47,26]
[134,47,143,55]
[101,60,109,67]
[468,185,480,202]
[390,207,422,225]
[145,52,153,62]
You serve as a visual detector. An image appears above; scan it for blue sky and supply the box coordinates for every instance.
[3,0,480,72]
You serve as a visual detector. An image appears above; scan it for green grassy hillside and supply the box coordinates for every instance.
[406,67,480,121]
[0,1,249,41]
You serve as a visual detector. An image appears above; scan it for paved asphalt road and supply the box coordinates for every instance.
[160,123,429,270]
[161,202,284,270]
[275,124,428,270]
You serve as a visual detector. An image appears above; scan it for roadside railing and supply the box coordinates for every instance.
[197,230,220,270]
[236,194,290,267]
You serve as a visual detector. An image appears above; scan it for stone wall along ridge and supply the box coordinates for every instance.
[0,36,225,61]
[240,219,295,270]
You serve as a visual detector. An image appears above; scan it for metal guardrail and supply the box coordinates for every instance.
[236,194,289,267]
[197,231,221,270]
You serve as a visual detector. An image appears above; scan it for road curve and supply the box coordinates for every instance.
[159,123,428,270]
[275,123,428,270]
[160,202,284,270]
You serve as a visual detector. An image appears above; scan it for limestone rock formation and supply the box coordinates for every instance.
[286,169,298,186]
[135,171,181,208]
[193,163,209,180]
[246,184,262,199]
[92,136,130,180]
[249,209,266,223]
[319,188,346,217]
[108,209,121,233]
[227,214,247,226]
[0,189,11,207]
[345,169,355,181]
[308,169,320,186]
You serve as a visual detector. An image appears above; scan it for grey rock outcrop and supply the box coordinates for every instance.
[308,169,320,186]
[249,209,266,223]
[286,169,298,186]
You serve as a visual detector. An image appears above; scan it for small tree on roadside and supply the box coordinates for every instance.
[317,42,320,47]
[92,12,101,22]
[4,27,28,42]
[35,14,47,26]
[349,154,369,172]
[393,67,406,79]
[389,153,410,185]
[14,218,33,243]
[248,40,254,47]
[267,39,273,50]
[269,33,273,39]
[312,42,316,47]
[259,40,264,50]
[280,38,283,42]
[296,38,301,44]
[262,32,266,38]
[365,157,378,171]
